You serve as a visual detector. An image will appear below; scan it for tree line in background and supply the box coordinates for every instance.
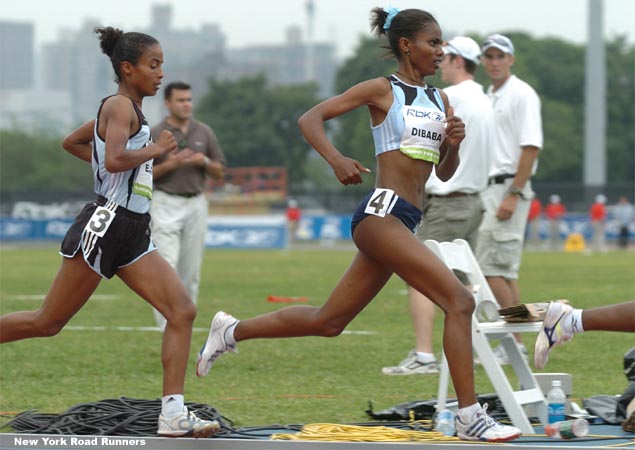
[1,33,633,202]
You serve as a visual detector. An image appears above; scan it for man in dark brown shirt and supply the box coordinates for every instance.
[150,81,226,330]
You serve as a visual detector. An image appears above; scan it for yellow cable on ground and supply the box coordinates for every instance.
[271,422,461,442]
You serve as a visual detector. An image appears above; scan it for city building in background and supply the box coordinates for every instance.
[1,4,337,129]
[0,90,72,132]
[0,21,34,90]
[41,19,113,125]
[0,21,74,131]
[225,26,336,98]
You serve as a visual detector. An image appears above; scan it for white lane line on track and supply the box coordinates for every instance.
[64,325,376,335]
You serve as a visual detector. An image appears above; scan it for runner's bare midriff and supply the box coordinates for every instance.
[375,150,432,209]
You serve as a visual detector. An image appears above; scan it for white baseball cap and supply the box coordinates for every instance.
[595,194,607,204]
[481,33,515,55]
[443,36,481,64]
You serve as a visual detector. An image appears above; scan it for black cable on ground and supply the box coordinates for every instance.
[0,397,234,437]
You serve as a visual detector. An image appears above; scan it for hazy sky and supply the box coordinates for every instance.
[2,0,633,59]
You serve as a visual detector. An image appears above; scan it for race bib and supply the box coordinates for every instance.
[132,161,153,199]
[364,188,398,217]
[84,205,116,238]
[399,106,446,163]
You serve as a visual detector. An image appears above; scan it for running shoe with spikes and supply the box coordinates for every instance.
[196,311,238,377]
[157,407,220,438]
[455,404,521,442]
[534,301,574,369]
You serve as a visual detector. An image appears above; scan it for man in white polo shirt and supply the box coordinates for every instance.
[382,36,494,375]
[476,34,543,363]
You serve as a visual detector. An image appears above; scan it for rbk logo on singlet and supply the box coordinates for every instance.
[399,106,446,164]
[405,108,444,122]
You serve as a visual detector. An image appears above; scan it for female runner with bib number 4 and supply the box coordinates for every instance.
[196,7,521,442]
[0,27,219,438]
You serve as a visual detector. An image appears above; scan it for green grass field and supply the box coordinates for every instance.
[0,244,634,428]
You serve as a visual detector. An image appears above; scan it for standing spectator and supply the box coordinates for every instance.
[382,36,493,376]
[526,197,543,249]
[545,194,566,251]
[150,82,227,331]
[614,196,634,249]
[589,194,607,252]
[285,198,302,244]
[475,34,543,363]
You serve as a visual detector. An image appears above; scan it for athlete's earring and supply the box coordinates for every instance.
[405,48,410,56]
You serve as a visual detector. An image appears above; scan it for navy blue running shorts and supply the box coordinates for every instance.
[351,188,422,235]
[60,196,156,278]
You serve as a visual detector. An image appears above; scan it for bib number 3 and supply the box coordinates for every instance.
[364,188,397,217]
[85,206,116,237]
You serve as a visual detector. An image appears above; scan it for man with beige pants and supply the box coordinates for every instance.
[150,82,226,330]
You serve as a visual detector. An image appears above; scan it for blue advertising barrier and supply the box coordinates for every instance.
[295,215,353,242]
[204,216,288,249]
[1,214,632,247]
[0,218,74,241]
[0,216,289,249]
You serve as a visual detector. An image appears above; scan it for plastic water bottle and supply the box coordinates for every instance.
[545,418,589,439]
[547,380,566,424]
[435,408,455,436]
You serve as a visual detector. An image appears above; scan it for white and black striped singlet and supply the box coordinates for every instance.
[92,95,153,214]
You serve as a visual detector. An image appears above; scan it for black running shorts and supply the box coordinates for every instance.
[60,196,156,278]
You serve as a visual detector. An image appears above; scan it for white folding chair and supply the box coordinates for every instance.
[424,238,547,434]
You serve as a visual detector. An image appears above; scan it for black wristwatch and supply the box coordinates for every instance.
[508,186,525,199]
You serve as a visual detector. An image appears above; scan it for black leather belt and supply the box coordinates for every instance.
[488,173,516,185]
[428,192,476,198]
[161,191,200,198]
[174,192,199,198]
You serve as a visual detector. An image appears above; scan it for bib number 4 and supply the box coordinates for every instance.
[364,188,397,217]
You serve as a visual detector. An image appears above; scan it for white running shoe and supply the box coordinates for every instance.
[196,311,238,377]
[157,407,220,438]
[381,349,415,373]
[455,405,521,442]
[534,301,574,369]
[382,350,439,375]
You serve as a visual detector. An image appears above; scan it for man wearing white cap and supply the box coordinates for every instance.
[382,36,494,375]
[476,33,543,363]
